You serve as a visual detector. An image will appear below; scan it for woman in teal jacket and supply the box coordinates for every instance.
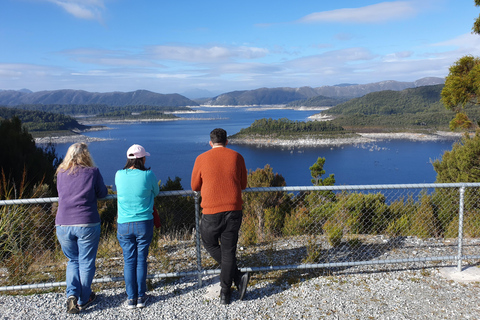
[115,144,159,310]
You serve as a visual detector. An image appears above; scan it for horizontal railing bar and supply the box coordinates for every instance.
[1,255,461,292]
[2,183,480,206]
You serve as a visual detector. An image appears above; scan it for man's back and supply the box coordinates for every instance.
[191,146,247,215]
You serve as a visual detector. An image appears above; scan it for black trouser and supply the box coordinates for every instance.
[200,210,242,292]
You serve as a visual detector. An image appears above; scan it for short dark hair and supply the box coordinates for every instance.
[210,128,227,145]
[123,157,150,171]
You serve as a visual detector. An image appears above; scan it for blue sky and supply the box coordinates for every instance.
[1,0,479,96]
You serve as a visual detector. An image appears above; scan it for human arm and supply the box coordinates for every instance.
[94,168,109,199]
[150,170,160,195]
[191,157,202,191]
[239,155,247,190]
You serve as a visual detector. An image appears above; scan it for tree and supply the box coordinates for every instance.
[432,131,480,183]
[440,56,480,130]
[474,0,480,34]
[241,165,289,244]
[440,1,480,130]
[306,157,336,205]
[432,132,480,231]
[309,157,335,186]
[0,117,61,199]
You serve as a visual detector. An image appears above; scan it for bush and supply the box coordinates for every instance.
[323,221,343,247]
[445,209,480,238]
[282,207,313,236]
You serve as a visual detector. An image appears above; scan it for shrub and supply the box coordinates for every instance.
[303,236,323,263]
[323,221,343,247]
[445,209,480,238]
[282,207,313,236]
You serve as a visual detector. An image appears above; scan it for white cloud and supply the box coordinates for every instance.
[60,48,160,67]
[433,33,480,53]
[146,45,269,63]
[384,51,413,61]
[297,1,417,24]
[46,0,105,20]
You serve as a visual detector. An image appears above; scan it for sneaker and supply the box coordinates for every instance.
[137,295,149,308]
[220,289,231,305]
[78,292,97,311]
[126,299,137,310]
[67,296,79,314]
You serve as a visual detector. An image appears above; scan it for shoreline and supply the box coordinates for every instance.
[35,135,114,144]
[35,130,465,146]
[228,131,465,147]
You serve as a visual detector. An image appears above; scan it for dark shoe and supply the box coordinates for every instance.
[126,299,137,310]
[66,296,79,314]
[220,290,231,305]
[78,292,97,311]
[237,272,250,301]
[137,295,149,308]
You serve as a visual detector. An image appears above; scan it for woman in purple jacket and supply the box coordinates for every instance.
[55,143,108,314]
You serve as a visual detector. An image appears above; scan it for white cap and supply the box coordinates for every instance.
[126,144,151,159]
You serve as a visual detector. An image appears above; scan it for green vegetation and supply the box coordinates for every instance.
[231,117,348,141]
[95,109,179,120]
[0,107,87,133]
[286,95,348,107]
[241,164,291,244]
[0,104,189,136]
[326,85,445,116]
[237,152,478,252]
[0,117,61,284]
[0,117,61,196]
[440,2,480,130]
[433,131,480,183]
[323,84,479,132]
[231,84,475,139]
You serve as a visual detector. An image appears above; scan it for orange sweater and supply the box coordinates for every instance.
[191,146,247,214]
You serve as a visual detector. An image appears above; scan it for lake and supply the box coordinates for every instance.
[52,107,459,188]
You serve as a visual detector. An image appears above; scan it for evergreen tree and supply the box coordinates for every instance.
[432,131,480,183]
[440,1,480,130]
[0,117,60,199]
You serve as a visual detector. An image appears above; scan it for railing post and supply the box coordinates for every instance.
[194,191,203,287]
[457,185,465,272]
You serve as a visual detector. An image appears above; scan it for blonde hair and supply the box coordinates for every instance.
[56,143,96,175]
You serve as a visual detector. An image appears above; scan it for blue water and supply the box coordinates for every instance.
[52,107,458,188]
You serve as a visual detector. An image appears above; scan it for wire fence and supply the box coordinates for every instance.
[1,183,480,292]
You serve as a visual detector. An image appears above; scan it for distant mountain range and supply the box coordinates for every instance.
[204,77,445,106]
[0,77,444,107]
[0,89,198,107]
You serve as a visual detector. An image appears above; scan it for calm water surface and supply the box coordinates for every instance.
[53,107,458,188]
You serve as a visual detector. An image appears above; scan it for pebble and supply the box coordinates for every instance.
[1,265,480,319]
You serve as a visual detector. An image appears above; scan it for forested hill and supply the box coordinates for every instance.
[326,84,445,116]
[0,107,87,132]
[323,84,480,130]
[0,89,198,107]
[286,95,349,107]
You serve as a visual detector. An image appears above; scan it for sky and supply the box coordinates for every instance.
[1,0,480,97]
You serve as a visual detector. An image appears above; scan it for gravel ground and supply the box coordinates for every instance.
[1,264,480,320]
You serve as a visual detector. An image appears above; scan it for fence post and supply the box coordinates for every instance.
[457,185,465,272]
[194,191,203,287]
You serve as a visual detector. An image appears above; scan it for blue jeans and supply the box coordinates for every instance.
[56,225,101,305]
[117,219,153,300]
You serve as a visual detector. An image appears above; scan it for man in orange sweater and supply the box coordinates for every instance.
[191,128,250,305]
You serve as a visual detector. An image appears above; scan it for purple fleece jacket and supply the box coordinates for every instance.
[55,166,108,225]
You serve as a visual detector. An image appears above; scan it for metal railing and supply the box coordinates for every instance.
[1,183,480,292]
